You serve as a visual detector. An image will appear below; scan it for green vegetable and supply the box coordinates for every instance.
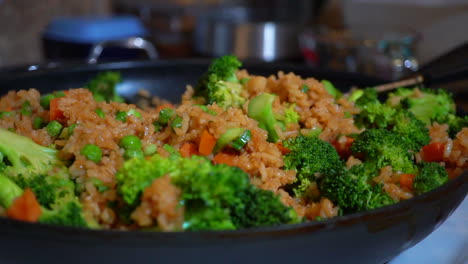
[143,144,157,156]
[33,117,45,129]
[321,80,342,99]
[231,129,251,151]
[80,144,102,163]
[158,108,176,125]
[320,163,395,212]
[248,93,280,142]
[127,109,142,119]
[283,135,343,200]
[445,115,468,138]
[196,105,217,116]
[120,135,142,150]
[194,55,246,109]
[86,71,124,103]
[46,120,63,137]
[413,162,448,195]
[0,111,13,119]
[214,127,245,153]
[387,87,455,125]
[240,78,250,85]
[40,94,55,109]
[67,124,77,136]
[308,127,322,138]
[90,178,109,193]
[390,111,430,152]
[301,84,309,93]
[354,88,396,129]
[124,149,144,160]
[171,116,183,130]
[350,129,416,173]
[95,108,105,118]
[21,100,32,116]
[115,111,127,122]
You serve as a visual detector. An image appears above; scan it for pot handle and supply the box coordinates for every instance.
[87,37,158,64]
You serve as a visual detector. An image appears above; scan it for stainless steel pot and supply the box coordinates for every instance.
[195,21,302,61]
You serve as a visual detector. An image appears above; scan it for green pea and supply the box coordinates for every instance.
[0,111,13,119]
[124,149,144,160]
[81,144,102,163]
[127,109,141,119]
[21,100,32,116]
[33,117,45,129]
[40,94,55,109]
[115,111,127,122]
[143,144,157,156]
[95,108,105,119]
[171,116,183,130]
[119,135,142,150]
[46,120,63,137]
[158,108,175,125]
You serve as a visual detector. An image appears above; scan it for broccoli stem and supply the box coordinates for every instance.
[0,172,23,208]
[248,93,280,142]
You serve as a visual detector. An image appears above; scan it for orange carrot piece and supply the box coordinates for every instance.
[213,152,236,166]
[180,142,198,158]
[6,188,42,223]
[198,129,216,156]
[155,103,175,113]
[49,97,66,123]
[399,173,416,190]
[276,142,290,155]
[421,142,445,162]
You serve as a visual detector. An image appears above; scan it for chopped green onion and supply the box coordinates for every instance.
[81,144,102,163]
[95,108,105,119]
[231,129,252,150]
[46,120,63,137]
[90,178,109,193]
[171,116,183,130]
[196,105,217,116]
[301,84,309,93]
[158,108,175,125]
[53,91,66,98]
[33,117,45,129]
[115,111,127,122]
[308,127,322,138]
[0,111,13,119]
[68,123,77,136]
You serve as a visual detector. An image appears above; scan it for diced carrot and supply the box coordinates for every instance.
[276,142,290,155]
[155,103,175,113]
[421,142,445,162]
[179,142,198,158]
[6,188,41,223]
[5,107,13,111]
[213,152,236,166]
[198,129,216,156]
[399,173,416,190]
[332,136,355,159]
[49,97,66,123]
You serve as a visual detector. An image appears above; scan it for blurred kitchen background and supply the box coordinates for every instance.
[1,0,468,81]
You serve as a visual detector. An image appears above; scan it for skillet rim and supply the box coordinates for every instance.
[0,59,466,245]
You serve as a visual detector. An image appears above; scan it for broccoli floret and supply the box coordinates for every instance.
[230,186,300,228]
[445,114,468,138]
[350,129,416,173]
[0,172,93,228]
[387,87,455,125]
[275,104,300,131]
[353,88,396,129]
[0,129,77,209]
[390,111,430,152]
[283,136,343,199]
[413,162,448,195]
[194,55,245,109]
[86,71,124,103]
[320,163,395,212]
[115,153,299,230]
[115,154,180,206]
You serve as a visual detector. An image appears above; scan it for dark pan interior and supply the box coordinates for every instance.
[0,60,466,264]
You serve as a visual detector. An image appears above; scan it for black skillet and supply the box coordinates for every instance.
[0,60,466,264]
